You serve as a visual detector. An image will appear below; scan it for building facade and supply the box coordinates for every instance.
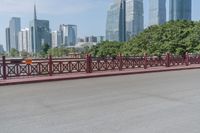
[51,31,62,48]
[169,0,192,21]
[9,17,21,51]
[126,0,144,40]
[149,0,166,26]
[0,45,4,53]
[18,28,29,52]
[29,5,51,53]
[59,24,77,46]
[5,28,11,52]
[106,0,143,42]
[106,0,126,42]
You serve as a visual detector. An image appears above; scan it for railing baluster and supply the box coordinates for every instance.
[2,56,7,80]
[49,55,53,76]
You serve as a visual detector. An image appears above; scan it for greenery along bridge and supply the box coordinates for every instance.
[89,20,200,57]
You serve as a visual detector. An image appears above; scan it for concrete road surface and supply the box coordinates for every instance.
[0,70,200,133]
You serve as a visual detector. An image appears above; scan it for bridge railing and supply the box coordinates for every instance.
[0,53,200,80]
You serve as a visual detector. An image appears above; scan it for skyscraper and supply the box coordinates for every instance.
[169,0,192,21]
[51,31,62,48]
[106,0,126,42]
[0,45,4,53]
[126,0,144,40]
[106,0,144,42]
[149,0,166,26]
[9,17,21,51]
[29,5,51,53]
[59,24,77,46]
[18,28,29,52]
[5,28,11,52]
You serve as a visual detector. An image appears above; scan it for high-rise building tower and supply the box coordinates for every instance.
[29,4,51,53]
[106,0,144,42]
[51,31,62,48]
[149,0,166,26]
[18,28,29,52]
[59,24,77,46]
[169,0,192,21]
[9,17,21,51]
[106,0,126,42]
[5,28,11,52]
[126,0,144,40]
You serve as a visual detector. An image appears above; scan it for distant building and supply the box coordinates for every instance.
[85,36,97,43]
[51,31,62,48]
[9,17,21,51]
[126,0,144,40]
[77,38,85,43]
[84,36,104,43]
[106,0,126,42]
[169,0,192,21]
[106,0,144,42]
[149,0,166,26]
[59,24,77,47]
[18,28,29,52]
[5,28,11,52]
[29,5,51,53]
[0,45,4,53]
[96,36,104,43]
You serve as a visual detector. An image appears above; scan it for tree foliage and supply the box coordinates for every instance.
[10,48,19,57]
[89,20,200,57]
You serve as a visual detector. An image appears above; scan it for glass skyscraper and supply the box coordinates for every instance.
[149,0,166,26]
[126,0,144,40]
[106,0,143,42]
[106,0,126,42]
[9,17,21,51]
[59,24,77,46]
[30,20,50,53]
[29,5,51,53]
[5,28,11,52]
[169,0,192,21]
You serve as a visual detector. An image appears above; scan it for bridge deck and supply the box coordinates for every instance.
[0,69,200,133]
[1,64,200,86]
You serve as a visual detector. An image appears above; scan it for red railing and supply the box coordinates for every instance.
[0,53,200,80]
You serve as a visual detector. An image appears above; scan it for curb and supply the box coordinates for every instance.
[0,66,200,86]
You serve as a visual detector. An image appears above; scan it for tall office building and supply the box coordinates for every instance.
[9,17,21,50]
[51,31,62,48]
[59,24,77,46]
[29,5,51,53]
[106,0,126,42]
[18,28,29,52]
[126,0,144,40]
[106,0,143,42]
[97,36,105,43]
[5,28,11,52]
[149,0,166,26]
[0,45,4,53]
[169,0,192,21]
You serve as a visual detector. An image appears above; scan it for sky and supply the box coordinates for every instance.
[0,0,200,50]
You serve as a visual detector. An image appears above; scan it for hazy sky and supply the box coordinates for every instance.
[0,0,200,49]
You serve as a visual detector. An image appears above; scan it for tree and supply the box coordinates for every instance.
[20,50,30,58]
[10,48,19,57]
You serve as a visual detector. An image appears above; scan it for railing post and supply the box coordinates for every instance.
[2,56,7,80]
[118,53,123,71]
[86,54,92,73]
[49,55,53,76]
[185,52,189,66]
[165,53,170,67]
[144,53,147,69]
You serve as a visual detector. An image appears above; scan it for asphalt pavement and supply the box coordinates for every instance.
[0,69,200,133]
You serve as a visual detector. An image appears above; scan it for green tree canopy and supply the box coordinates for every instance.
[89,20,200,57]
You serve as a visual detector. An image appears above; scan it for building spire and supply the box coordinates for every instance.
[34,4,37,20]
